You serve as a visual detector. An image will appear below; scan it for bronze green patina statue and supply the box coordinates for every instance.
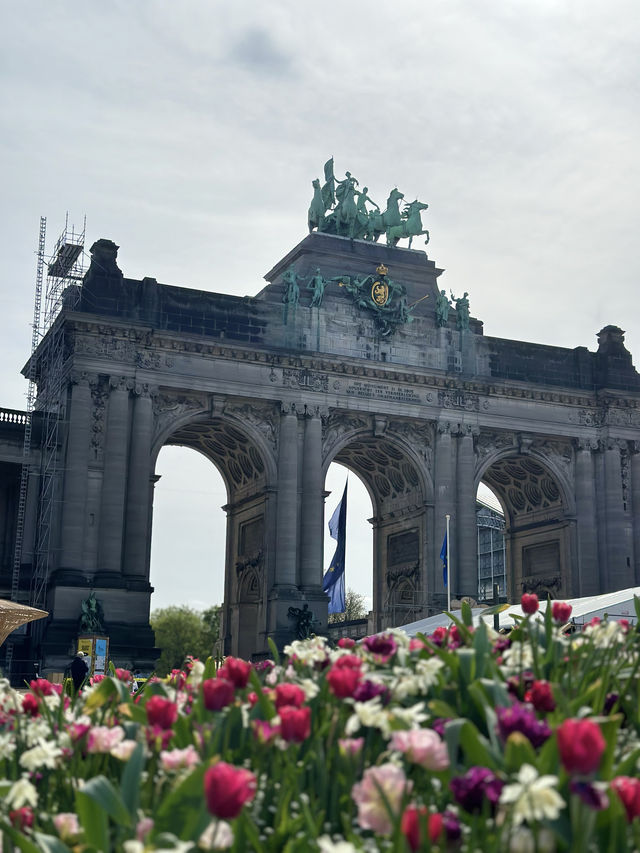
[435,289,451,327]
[282,267,303,324]
[307,267,327,307]
[308,160,429,248]
[451,291,470,331]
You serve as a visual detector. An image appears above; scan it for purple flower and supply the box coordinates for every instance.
[362,634,397,662]
[570,780,609,811]
[450,766,504,813]
[496,703,551,749]
[352,680,389,704]
[604,692,619,715]
[431,718,449,738]
[442,810,462,841]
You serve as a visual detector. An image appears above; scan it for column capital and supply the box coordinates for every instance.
[109,375,132,392]
[574,437,599,452]
[132,382,159,398]
[69,369,96,387]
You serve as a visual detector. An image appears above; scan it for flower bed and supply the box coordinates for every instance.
[2,595,640,851]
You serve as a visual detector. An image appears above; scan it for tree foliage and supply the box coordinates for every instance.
[328,588,368,624]
[150,605,221,676]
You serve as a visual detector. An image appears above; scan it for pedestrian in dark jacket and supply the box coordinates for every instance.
[70,651,89,692]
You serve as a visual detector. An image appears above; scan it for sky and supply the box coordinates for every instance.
[2,1,639,611]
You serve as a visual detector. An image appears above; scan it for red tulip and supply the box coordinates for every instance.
[202,678,235,711]
[274,683,306,709]
[145,696,178,730]
[551,601,572,624]
[525,680,556,713]
[521,593,539,615]
[557,718,605,775]
[327,665,361,698]
[612,777,640,822]
[217,656,252,689]
[204,761,256,819]
[401,806,443,850]
[279,705,311,742]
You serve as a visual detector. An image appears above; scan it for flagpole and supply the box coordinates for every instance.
[445,514,451,613]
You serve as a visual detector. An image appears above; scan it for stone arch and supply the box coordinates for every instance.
[322,417,432,631]
[151,408,276,658]
[475,441,576,600]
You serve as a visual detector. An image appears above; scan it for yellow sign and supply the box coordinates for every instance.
[371,280,389,306]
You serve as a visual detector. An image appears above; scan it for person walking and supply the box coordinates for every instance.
[70,651,89,692]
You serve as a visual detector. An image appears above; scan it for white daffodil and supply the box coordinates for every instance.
[317,835,359,853]
[19,737,63,771]
[298,677,320,701]
[500,763,565,825]
[6,776,38,808]
[284,636,330,665]
[345,698,389,737]
[501,641,534,672]
[389,701,429,729]
[0,731,16,759]
[392,658,444,699]
[24,717,51,747]
[583,620,624,649]
[186,659,205,687]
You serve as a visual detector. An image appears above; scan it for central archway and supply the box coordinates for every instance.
[323,423,432,631]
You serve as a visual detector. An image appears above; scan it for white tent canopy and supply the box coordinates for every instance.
[396,588,640,637]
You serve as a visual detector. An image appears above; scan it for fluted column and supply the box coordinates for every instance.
[433,422,455,598]
[123,386,154,577]
[456,427,477,598]
[274,404,299,588]
[574,439,600,595]
[300,407,323,589]
[98,377,131,574]
[60,373,92,571]
[631,443,640,585]
[604,439,631,590]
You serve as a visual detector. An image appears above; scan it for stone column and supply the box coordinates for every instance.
[603,439,631,590]
[573,439,600,595]
[123,386,154,578]
[433,422,455,600]
[456,427,477,599]
[274,404,299,588]
[98,377,131,575]
[631,443,640,585]
[60,373,92,572]
[300,407,323,589]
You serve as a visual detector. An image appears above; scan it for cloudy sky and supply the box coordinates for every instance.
[2,1,639,611]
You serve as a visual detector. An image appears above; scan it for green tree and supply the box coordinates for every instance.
[150,605,221,676]
[328,588,368,624]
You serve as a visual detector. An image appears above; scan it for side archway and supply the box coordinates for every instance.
[476,445,575,600]
[151,412,276,657]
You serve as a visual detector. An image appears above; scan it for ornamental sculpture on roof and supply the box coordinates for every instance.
[308,158,430,248]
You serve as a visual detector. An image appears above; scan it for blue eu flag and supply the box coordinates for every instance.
[322,482,348,614]
[440,532,448,588]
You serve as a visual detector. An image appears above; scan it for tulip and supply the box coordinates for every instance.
[145,696,178,730]
[557,718,605,775]
[204,762,256,819]
[521,593,539,615]
[612,776,640,822]
[217,656,252,688]
[202,678,235,711]
[327,665,361,698]
[551,600,572,623]
[279,705,311,742]
[274,682,306,709]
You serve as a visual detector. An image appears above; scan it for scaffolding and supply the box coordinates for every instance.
[6,216,86,679]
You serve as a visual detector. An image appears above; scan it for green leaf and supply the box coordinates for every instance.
[75,787,109,852]
[121,743,145,820]
[444,718,497,770]
[268,636,281,666]
[33,833,74,853]
[634,595,640,623]
[78,775,131,826]
[0,823,41,853]
[503,731,538,772]
[154,763,210,841]
[461,598,473,627]
[82,676,119,713]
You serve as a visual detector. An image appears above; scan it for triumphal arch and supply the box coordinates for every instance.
[25,163,640,668]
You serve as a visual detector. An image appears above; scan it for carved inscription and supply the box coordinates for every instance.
[282,368,328,392]
[345,381,421,404]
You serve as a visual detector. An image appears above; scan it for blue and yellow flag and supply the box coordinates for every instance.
[440,532,448,588]
[322,481,347,614]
